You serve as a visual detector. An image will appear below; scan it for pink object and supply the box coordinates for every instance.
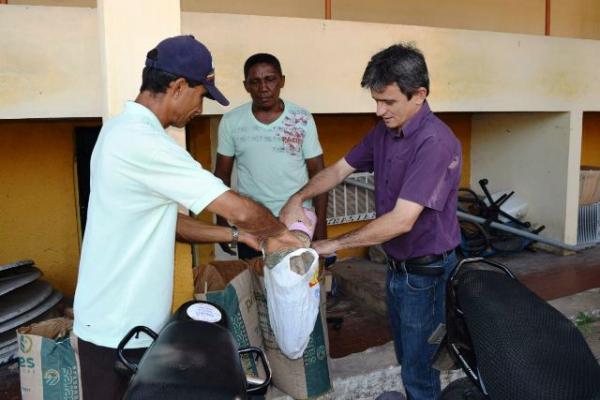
[287,208,317,240]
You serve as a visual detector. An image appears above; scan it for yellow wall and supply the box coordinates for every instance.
[186,117,219,266]
[185,0,596,40]
[181,0,600,40]
[438,113,472,188]
[181,0,323,18]
[7,0,95,6]
[581,112,600,167]
[6,0,600,40]
[332,0,545,35]
[551,0,600,40]
[0,120,95,296]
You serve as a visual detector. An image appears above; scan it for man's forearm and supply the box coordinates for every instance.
[336,214,411,250]
[295,159,353,202]
[322,198,423,252]
[206,191,287,241]
[227,195,287,241]
[176,214,234,243]
[295,170,337,202]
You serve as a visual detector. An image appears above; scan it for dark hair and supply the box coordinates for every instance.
[243,53,283,79]
[361,43,430,100]
[139,67,203,93]
[140,49,202,93]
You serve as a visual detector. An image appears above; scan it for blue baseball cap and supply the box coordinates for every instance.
[145,35,229,106]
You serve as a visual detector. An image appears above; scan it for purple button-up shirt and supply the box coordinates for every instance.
[345,101,462,260]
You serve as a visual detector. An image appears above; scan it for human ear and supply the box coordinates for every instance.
[172,78,187,98]
[414,87,427,105]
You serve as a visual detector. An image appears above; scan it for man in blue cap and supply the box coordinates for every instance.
[73,35,302,400]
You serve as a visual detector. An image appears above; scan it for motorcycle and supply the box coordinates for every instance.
[116,300,271,400]
[434,257,600,400]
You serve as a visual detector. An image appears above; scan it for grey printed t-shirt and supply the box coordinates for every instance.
[217,100,323,216]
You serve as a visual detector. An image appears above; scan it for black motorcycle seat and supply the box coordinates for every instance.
[457,270,600,400]
[123,319,247,400]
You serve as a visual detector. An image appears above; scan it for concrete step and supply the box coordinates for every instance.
[329,258,388,317]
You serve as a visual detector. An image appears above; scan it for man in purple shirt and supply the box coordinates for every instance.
[280,43,462,400]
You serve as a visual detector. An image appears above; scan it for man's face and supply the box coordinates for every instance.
[371,83,425,130]
[244,63,285,110]
[171,82,207,128]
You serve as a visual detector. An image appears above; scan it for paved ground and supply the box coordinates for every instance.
[549,287,600,362]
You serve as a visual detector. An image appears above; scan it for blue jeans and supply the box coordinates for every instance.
[386,250,457,400]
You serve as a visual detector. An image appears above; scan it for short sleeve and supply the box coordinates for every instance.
[133,141,230,215]
[302,113,323,159]
[216,115,235,157]
[344,126,377,173]
[398,137,460,211]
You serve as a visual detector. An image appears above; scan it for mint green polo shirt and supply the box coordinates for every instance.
[73,101,229,348]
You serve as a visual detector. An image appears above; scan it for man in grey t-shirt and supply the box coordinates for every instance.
[215,53,328,259]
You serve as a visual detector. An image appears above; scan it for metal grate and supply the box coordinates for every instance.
[577,202,600,245]
[326,172,376,225]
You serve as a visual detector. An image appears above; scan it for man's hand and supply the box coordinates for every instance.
[279,195,307,227]
[263,230,305,254]
[311,239,338,256]
[240,231,261,251]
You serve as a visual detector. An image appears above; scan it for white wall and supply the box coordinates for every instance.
[97,0,181,119]
[471,113,574,242]
[2,8,599,118]
[181,13,600,115]
[0,5,100,118]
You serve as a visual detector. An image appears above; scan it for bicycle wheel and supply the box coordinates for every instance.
[459,221,490,257]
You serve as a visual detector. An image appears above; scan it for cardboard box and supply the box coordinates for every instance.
[580,167,600,205]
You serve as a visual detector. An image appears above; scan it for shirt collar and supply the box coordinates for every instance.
[125,101,164,132]
[399,100,432,138]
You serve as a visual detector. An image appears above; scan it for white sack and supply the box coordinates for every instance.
[263,248,320,359]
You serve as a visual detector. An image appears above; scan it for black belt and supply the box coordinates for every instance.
[387,252,449,276]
